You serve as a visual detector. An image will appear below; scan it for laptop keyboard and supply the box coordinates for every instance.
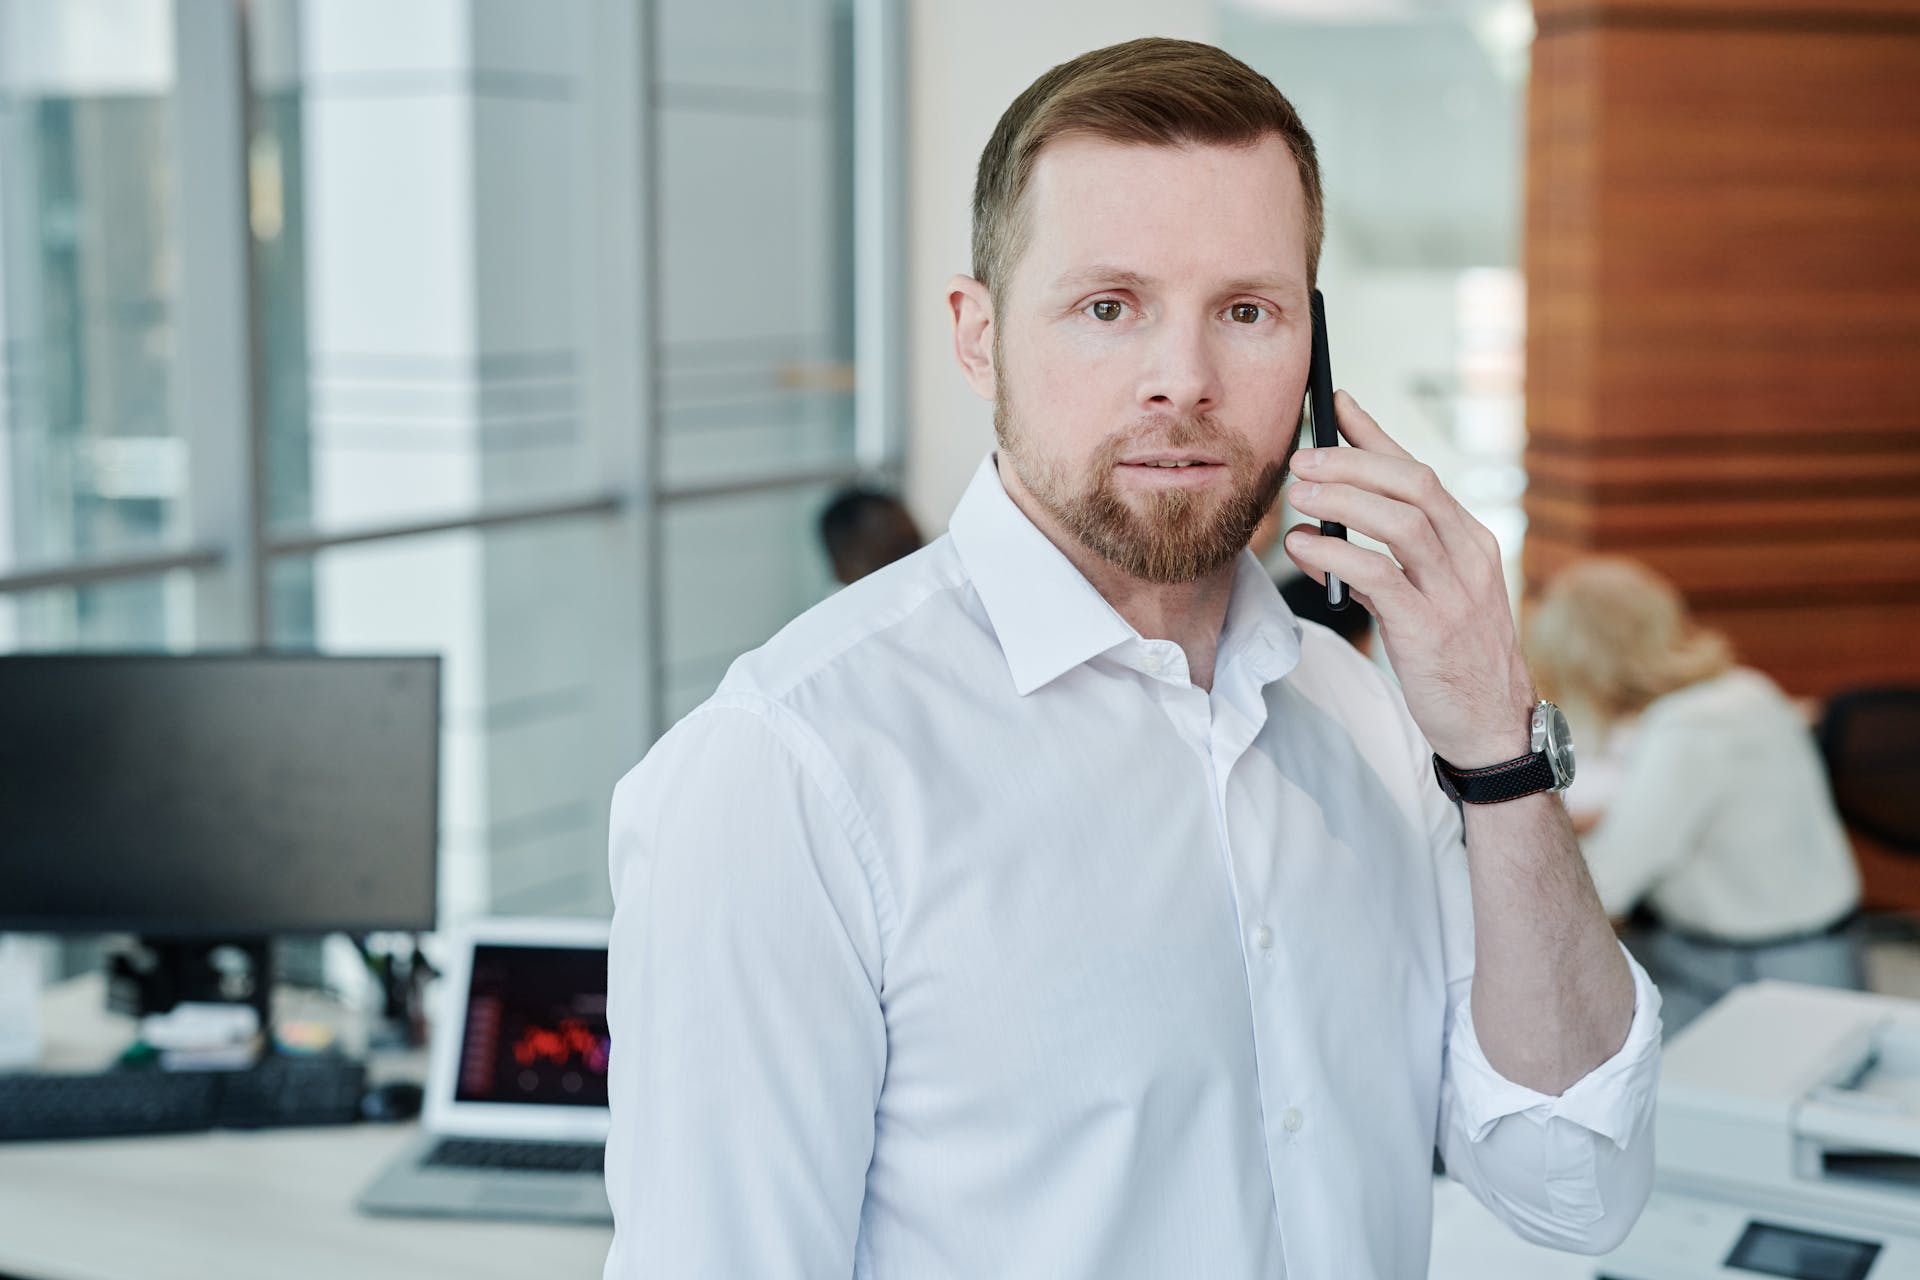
[423,1137,605,1175]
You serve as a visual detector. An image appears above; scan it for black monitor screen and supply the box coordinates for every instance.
[0,654,439,934]
[454,943,610,1108]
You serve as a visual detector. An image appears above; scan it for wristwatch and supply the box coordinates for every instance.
[1432,700,1576,805]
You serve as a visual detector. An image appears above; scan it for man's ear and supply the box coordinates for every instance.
[947,274,997,402]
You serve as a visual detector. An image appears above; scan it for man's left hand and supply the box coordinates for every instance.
[1283,389,1535,768]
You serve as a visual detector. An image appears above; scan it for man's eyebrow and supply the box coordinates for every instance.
[1050,265,1155,293]
[1049,265,1304,296]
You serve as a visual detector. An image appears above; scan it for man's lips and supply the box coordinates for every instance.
[1118,457,1222,468]
[1115,457,1227,487]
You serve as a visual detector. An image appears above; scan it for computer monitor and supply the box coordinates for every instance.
[0,653,440,1017]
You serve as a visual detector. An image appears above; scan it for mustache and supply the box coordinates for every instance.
[1091,414,1255,467]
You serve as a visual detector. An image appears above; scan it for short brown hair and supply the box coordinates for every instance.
[971,38,1325,301]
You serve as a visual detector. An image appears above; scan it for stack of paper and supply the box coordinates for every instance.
[140,1002,262,1071]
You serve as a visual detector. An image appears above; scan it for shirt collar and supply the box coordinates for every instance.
[947,454,1303,696]
[948,456,1136,696]
[1219,547,1304,691]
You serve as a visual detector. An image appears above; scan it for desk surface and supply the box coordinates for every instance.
[0,1129,1559,1280]
[1,972,609,1280]
[3,975,1593,1280]
[0,1121,610,1280]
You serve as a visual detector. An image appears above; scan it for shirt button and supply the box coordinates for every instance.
[1252,924,1274,950]
[1282,1107,1304,1133]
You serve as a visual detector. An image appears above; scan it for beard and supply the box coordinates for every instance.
[994,388,1290,585]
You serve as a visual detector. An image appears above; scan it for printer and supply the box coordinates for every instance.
[1596,981,1920,1280]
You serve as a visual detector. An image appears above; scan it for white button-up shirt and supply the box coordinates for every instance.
[606,457,1662,1280]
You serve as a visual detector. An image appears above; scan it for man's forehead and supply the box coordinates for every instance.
[1017,134,1307,294]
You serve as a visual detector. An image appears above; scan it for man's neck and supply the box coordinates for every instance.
[995,454,1236,692]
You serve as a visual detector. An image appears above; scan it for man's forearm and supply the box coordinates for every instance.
[1462,791,1635,1095]
[1280,402,1638,1093]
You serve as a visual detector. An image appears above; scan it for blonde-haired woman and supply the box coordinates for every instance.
[1525,556,1862,1033]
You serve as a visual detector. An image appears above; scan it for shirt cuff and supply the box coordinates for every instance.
[1446,941,1663,1147]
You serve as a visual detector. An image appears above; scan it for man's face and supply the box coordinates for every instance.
[987,134,1312,584]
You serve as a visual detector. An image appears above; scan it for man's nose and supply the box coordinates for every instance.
[1139,316,1220,418]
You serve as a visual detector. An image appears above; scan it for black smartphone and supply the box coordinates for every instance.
[1305,288,1349,610]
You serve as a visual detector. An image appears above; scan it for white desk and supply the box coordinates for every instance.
[1428,1178,1598,1280]
[0,975,610,1280]
[0,1121,610,1280]
[2,976,1604,1279]
[0,1136,1540,1280]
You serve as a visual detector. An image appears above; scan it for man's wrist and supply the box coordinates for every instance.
[1439,684,1540,770]
[1442,728,1533,771]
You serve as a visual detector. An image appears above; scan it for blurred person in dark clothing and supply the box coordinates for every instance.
[1277,572,1372,657]
[819,486,924,585]
[1251,498,1374,656]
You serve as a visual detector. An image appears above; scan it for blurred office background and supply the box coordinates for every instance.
[2,0,1916,932]
[1,0,891,931]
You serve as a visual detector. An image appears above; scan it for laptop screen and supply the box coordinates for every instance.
[453,943,610,1109]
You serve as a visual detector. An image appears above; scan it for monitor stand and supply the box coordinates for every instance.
[105,936,273,1035]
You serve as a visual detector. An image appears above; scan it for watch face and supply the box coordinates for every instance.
[1539,701,1576,789]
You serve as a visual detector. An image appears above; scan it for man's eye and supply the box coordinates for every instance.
[1230,303,1268,324]
[1087,300,1124,322]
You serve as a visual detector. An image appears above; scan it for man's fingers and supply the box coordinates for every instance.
[1292,446,1443,509]
[1287,480,1450,589]
[1292,412,1483,563]
[1297,393,1454,529]
[1291,390,1506,593]
[1278,524,1379,616]
[1331,389,1414,460]
[1282,524,1414,614]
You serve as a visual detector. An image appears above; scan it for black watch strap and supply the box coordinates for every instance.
[1432,752,1558,805]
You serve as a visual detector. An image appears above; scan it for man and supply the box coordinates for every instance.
[818,485,925,585]
[606,38,1659,1279]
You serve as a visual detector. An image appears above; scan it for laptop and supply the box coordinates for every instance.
[357,916,613,1224]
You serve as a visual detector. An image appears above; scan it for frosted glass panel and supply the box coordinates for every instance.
[654,2,857,487]
[0,12,190,573]
[251,0,612,535]
[660,482,840,725]
[656,0,835,97]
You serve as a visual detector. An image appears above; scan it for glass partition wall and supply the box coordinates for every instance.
[0,0,905,922]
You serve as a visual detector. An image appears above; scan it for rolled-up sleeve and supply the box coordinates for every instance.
[1399,675,1663,1256]
[603,694,893,1279]
[1437,943,1662,1254]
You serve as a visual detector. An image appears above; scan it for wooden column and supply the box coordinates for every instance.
[1524,0,1920,699]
